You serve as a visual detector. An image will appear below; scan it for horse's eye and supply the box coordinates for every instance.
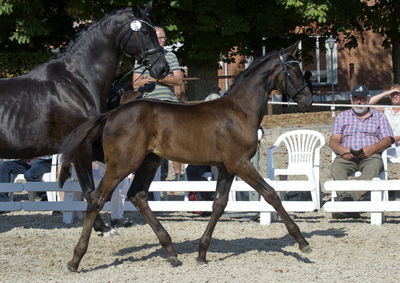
[142,30,149,35]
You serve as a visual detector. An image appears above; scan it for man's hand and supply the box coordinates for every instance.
[361,146,374,159]
[147,76,158,83]
[341,152,355,161]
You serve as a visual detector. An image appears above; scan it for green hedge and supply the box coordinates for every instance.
[0,51,52,77]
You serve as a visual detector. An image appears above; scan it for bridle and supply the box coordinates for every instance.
[113,17,165,96]
[120,18,165,72]
[278,53,308,99]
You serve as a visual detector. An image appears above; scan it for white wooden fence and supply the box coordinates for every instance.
[323,180,400,225]
[0,179,316,225]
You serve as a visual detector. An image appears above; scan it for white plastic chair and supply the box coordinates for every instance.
[267,129,325,209]
[385,144,400,164]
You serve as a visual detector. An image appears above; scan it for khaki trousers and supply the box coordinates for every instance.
[331,153,383,200]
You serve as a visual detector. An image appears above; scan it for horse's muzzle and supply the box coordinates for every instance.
[150,62,169,80]
[296,92,313,112]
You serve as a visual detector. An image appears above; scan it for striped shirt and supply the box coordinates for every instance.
[331,109,393,150]
[134,50,180,102]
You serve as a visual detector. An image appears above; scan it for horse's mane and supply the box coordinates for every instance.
[54,8,131,59]
[224,50,280,97]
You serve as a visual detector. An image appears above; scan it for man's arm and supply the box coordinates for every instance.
[369,90,392,105]
[362,112,395,158]
[132,72,149,90]
[148,69,183,87]
[329,134,355,161]
[369,89,397,112]
[362,136,392,158]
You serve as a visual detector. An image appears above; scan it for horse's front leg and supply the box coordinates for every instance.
[234,160,311,253]
[197,165,235,264]
[126,154,180,266]
[67,173,121,272]
[73,155,110,233]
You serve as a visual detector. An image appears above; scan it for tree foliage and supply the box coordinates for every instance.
[150,0,331,66]
[0,0,76,50]
[0,0,330,62]
[1,0,399,83]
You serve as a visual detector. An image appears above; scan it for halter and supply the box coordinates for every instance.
[278,53,308,100]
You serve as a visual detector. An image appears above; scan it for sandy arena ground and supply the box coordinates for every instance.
[1,112,400,282]
[1,210,400,282]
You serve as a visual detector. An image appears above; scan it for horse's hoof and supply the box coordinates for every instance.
[166,256,182,267]
[299,244,312,253]
[67,261,78,273]
[195,257,207,265]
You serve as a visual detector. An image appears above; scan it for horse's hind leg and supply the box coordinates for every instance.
[126,153,181,266]
[67,170,127,272]
[197,165,235,264]
[73,154,110,233]
[234,161,311,253]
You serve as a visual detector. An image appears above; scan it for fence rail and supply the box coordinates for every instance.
[0,179,316,225]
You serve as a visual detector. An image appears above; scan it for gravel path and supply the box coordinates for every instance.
[1,210,400,282]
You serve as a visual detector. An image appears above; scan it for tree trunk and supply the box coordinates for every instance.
[185,63,219,101]
[392,40,400,84]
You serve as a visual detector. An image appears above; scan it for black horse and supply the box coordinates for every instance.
[0,3,169,231]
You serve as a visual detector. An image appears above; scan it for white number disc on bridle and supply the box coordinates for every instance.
[130,21,142,31]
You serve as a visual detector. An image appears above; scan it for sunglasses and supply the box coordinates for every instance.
[390,92,400,97]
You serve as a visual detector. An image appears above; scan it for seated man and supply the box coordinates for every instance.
[329,85,393,218]
[0,156,52,203]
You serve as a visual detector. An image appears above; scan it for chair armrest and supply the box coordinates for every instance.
[313,147,321,166]
[267,145,279,179]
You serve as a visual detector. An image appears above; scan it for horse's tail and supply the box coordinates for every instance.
[58,114,109,187]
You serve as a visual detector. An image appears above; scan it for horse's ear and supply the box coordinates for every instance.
[287,40,301,58]
[144,1,153,13]
[132,4,140,17]
[132,1,147,19]
[282,40,300,59]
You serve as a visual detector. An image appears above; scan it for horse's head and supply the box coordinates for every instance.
[119,2,169,79]
[276,41,313,112]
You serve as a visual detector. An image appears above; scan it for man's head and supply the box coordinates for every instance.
[351,84,370,115]
[389,84,400,105]
[155,27,167,47]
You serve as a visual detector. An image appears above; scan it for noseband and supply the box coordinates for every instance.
[279,53,307,99]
